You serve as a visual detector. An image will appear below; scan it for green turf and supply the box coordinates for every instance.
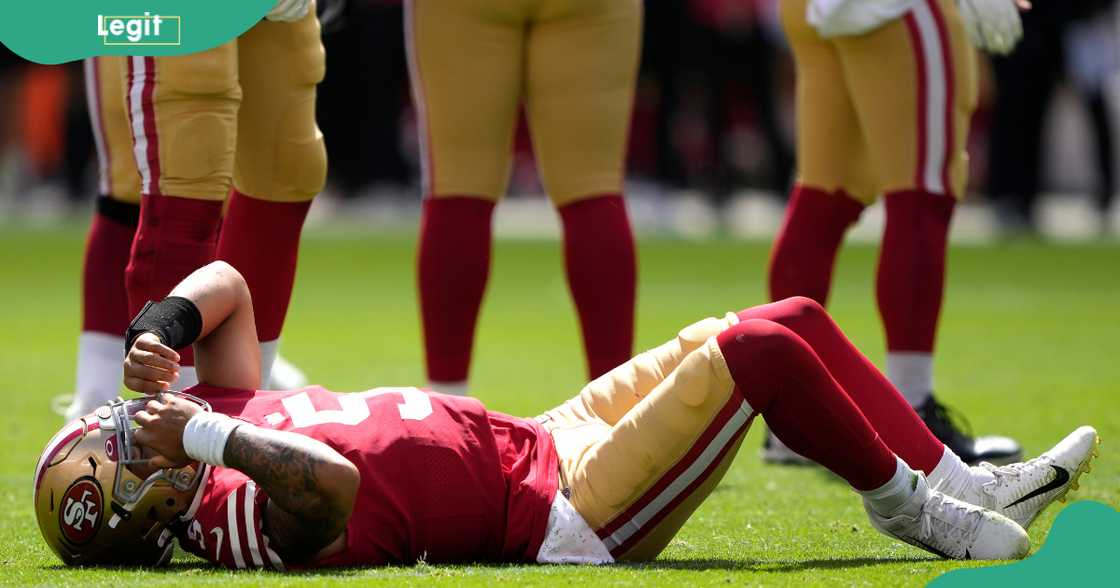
[1,225,1117,586]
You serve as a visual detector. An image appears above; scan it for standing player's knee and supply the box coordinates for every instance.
[153,53,240,198]
[272,132,327,201]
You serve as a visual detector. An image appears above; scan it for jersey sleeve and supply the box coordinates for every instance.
[178,469,286,570]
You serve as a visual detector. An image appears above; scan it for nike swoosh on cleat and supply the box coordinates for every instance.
[911,538,954,559]
[1005,465,1070,508]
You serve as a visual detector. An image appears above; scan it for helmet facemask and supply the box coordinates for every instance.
[101,392,212,507]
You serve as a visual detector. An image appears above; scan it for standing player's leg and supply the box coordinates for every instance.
[762,0,878,462]
[546,317,1028,561]
[768,0,878,306]
[837,0,1019,463]
[407,0,526,395]
[217,9,327,387]
[63,57,144,419]
[524,0,641,379]
[122,47,240,389]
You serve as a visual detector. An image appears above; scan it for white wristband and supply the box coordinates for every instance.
[182,412,243,467]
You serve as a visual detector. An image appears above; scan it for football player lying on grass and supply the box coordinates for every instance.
[35,261,1099,568]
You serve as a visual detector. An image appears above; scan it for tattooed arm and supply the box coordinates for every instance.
[133,393,359,564]
[223,426,360,562]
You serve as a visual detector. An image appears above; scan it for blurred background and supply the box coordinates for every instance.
[0,0,1117,242]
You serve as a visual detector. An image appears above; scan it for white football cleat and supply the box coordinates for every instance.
[865,474,1030,560]
[960,426,1100,529]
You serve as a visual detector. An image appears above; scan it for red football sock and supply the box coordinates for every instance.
[83,197,139,335]
[215,190,311,342]
[557,194,637,379]
[716,319,897,490]
[738,297,944,473]
[418,196,496,384]
[877,190,955,353]
[769,184,864,304]
[126,193,224,365]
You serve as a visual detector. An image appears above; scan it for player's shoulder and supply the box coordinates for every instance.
[177,466,284,570]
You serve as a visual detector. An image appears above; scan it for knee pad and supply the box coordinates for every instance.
[153,47,240,199]
[665,343,735,409]
[234,20,327,201]
[234,100,326,202]
[676,317,727,353]
[272,109,327,199]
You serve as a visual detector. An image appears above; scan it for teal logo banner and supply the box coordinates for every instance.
[1,1,274,64]
[931,501,1119,586]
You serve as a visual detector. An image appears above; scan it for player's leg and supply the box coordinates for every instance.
[122,47,240,388]
[65,56,143,418]
[768,0,877,306]
[217,10,327,387]
[524,0,641,379]
[560,320,1027,561]
[836,0,1019,463]
[407,0,526,395]
[739,298,947,473]
[539,313,738,432]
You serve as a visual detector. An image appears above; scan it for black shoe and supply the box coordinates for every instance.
[916,397,1022,465]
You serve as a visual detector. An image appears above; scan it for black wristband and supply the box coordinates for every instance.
[124,296,204,354]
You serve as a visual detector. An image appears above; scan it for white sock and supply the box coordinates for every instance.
[859,457,921,516]
[175,366,199,390]
[886,352,934,407]
[259,339,280,389]
[927,445,992,501]
[428,381,469,396]
[70,332,126,418]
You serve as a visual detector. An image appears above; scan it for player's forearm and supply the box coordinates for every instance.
[167,261,251,339]
[222,425,359,561]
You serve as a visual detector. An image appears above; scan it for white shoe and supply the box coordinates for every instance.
[268,354,309,391]
[957,426,1100,529]
[760,429,814,465]
[865,474,1030,560]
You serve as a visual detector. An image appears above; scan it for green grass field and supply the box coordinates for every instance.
[1,225,1117,586]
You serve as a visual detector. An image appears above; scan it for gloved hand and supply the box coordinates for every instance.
[267,0,312,22]
[957,0,1028,55]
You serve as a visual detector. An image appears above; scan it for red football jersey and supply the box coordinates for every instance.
[173,385,558,569]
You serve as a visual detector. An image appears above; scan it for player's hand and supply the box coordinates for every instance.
[123,332,180,394]
[132,393,203,469]
[958,0,1029,56]
[266,0,311,22]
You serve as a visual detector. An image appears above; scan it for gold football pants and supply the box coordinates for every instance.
[538,313,755,561]
[121,8,327,203]
[781,0,978,203]
[84,56,141,204]
[406,0,641,205]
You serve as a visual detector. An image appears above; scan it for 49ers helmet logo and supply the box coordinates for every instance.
[59,478,102,545]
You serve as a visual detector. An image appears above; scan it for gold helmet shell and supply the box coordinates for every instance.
[33,394,212,566]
